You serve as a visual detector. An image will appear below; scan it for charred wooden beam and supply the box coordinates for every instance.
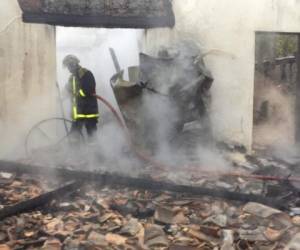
[22,13,174,29]
[0,160,285,210]
[0,180,80,220]
[17,0,175,28]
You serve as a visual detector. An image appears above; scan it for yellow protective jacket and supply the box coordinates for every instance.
[67,67,99,120]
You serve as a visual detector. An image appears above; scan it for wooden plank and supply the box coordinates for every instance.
[109,48,121,73]
[0,181,80,220]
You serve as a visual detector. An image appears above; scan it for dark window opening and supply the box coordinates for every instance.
[253,32,300,150]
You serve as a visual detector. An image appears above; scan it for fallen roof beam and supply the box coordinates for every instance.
[0,181,80,220]
[0,160,285,210]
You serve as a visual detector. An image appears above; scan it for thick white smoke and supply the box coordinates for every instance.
[51,28,144,171]
[57,28,143,106]
[28,27,233,177]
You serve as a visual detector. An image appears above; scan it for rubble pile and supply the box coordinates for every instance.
[1,150,300,249]
[112,42,213,155]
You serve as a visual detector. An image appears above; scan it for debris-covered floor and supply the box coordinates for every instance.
[1,148,300,250]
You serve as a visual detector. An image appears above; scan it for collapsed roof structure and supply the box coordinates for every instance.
[1,0,300,249]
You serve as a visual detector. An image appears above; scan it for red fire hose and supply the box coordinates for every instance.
[95,94,170,170]
[94,94,300,184]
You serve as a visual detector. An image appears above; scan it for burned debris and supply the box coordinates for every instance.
[1,148,300,249]
[0,181,80,220]
[2,1,300,250]
[2,39,300,249]
[111,41,213,158]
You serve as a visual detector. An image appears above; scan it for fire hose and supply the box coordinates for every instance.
[94,94,300,184]
[95,94,168,170]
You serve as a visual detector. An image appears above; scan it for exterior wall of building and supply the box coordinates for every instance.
[0,0,56,157]
[143,0,300,149]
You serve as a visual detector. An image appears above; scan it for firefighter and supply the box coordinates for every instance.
[63,55,99,140]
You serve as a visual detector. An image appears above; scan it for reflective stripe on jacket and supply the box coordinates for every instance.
[70,68,99,120]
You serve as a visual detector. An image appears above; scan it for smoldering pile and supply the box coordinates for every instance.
[111,41,214,163]
[2,148,300,249]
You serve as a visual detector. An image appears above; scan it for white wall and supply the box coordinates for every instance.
[0,0,56,158]
[144,0,300,149]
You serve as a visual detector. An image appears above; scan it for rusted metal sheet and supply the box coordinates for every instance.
[17,0,175,28]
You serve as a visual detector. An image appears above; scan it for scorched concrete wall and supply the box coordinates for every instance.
[0,0,56,157]
[144,0,300,150]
